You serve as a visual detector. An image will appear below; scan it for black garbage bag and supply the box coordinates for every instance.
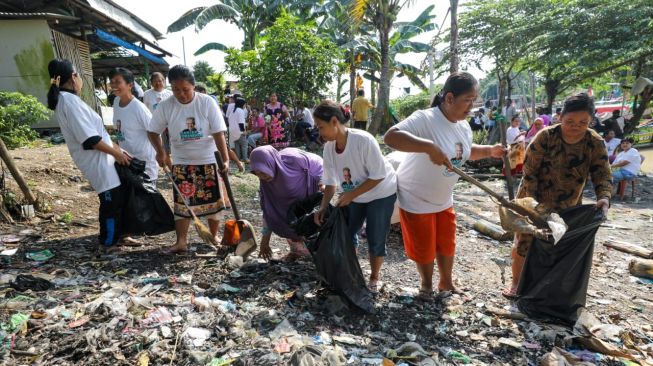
[516,204,604,324]
[287,192,323,239]
[115,160,174,236]
[10,274,53,291]
[303,205,374,314]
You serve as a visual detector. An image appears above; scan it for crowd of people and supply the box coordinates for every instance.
[47,56,643,306]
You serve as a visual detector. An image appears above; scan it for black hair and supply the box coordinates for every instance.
[313,99,350,124]
[603,129,615,137]
[194,83,207,93]
[511,115,520,122]
[235,97,246,110]
[479,108,485,113]
[168,65,195,85]
[555,107,562,114]
[47,58,75,110]
[431,72,478,108]
[612,109,620,116]
[357,89,365,96]
[561,92,595,116]
[622,137,635,143]
[109,67,136,96]
[150,72,164,82]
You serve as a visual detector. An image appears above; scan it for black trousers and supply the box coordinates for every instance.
[98,185,125,246]
[354,120,367,130]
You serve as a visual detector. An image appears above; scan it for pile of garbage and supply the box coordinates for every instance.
[1,226,652,365]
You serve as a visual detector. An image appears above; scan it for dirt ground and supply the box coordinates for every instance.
[0,143,652,365]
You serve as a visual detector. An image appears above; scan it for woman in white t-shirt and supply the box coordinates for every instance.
[384,72,506,298]
[109,67,158,181]
[147,65,231,254]
[47,58,131,251]
[611,137,643,184]
[314,100,397,293]
[143,72,173,155]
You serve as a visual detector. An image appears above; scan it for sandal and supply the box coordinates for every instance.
[502,287,518,300]
[368,280,384,294]
[161,244,190,255]
[416,288,434,301]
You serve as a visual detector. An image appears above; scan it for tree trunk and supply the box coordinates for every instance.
[0,138,37,205]
[449,0,460,73]
[371,72,377,105]
[349,49,356,106]
[604,240,653,259]
[544,79,560,113]
[336,73,343,103]
[625,88,652,135]
[369,26,391,135]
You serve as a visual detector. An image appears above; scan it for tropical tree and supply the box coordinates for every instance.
[192,61,215,84]
[352,0,421,134]
[224,13,338,106]
[357,5,435,94]
[167,0,318,54]
[449,0,459,73]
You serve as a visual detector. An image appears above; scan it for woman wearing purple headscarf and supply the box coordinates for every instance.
[249,146,323,261]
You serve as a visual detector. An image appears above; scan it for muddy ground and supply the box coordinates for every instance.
[0,143,651,365]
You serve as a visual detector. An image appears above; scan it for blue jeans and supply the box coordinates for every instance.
[234,135,248,161]
[248,132,262,148]
[346,193,396,257]
[612,169,636,184]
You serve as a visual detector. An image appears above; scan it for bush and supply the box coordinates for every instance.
[390,92,432,120]
[0,92,49,148]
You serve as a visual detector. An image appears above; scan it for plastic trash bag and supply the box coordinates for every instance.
[115,160,174,236]
[516,205,604,324]
[288,197,374,313]
[287,192,323,239]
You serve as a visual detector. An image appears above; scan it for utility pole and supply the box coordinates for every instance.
[530,71,536,123]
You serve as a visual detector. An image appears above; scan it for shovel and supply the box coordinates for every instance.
[214,151,258,259]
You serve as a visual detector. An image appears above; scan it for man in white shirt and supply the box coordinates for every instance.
[611,137,643,185]
[143,73,173,154]
[603,129,621,163]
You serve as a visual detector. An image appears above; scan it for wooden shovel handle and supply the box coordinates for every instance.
[214,151,241,221]
[450,165,547,228]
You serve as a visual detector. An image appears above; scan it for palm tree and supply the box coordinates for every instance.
[168,0,318,55]
[351,0,416,134]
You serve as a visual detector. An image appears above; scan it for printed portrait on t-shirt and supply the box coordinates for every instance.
[180,117,202,140]
[444,142,465,177]
[114,119,125,141]
[153,96,162,110]
[341,167,357,192]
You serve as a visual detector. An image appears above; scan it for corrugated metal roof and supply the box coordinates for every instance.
[0,11,80,21]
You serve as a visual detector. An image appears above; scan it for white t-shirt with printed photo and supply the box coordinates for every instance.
[112,97,158,180]
[614,148,641,175]
[55,91,121,194]
[395,107,473,214]
[149,93,227,165]
[143,89,172,113]
[323,129,397,204]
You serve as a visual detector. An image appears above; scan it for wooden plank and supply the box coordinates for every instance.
[604,240,653,259]
[629,258,653,280]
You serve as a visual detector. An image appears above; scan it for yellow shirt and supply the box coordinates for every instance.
[352,96,372,121]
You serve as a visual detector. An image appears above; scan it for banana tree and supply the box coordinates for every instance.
[168,0,319,54]
[358,6,435,116]
[352,0,434,134]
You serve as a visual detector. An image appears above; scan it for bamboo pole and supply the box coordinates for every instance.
[0,138,36,205]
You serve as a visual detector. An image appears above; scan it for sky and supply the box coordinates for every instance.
[114,0,487,99]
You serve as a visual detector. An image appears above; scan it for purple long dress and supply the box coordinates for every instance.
[249,146,323,241]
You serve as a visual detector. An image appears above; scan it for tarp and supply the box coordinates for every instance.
[95,28,165,65]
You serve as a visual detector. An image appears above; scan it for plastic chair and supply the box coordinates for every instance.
[618,178,636,200]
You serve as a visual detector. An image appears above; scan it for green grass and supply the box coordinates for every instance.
[60,212,73,224]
